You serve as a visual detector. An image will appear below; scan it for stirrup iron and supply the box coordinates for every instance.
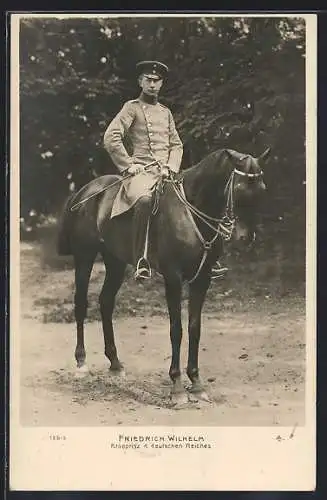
[135,257,152,280]
[211,262,229,280]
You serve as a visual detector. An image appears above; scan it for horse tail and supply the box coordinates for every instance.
[57,194,75,256]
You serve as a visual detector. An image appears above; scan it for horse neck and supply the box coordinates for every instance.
[182,152,231,219]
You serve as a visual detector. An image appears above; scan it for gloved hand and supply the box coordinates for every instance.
[128,164,145,175]
[161,166,171,178]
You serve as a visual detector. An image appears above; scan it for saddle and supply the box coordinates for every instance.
[70,174,168,242]
[96,176,166,234]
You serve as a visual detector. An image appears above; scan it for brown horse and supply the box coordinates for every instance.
[57,148,269,406]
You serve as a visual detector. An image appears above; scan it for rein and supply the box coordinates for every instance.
[70,157,262,284]
[70,160,160,212]
[171,167,261,284]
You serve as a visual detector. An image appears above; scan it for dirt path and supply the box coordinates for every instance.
[19,243,306,427]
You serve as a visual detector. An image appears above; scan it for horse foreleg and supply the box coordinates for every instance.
[164,275,188,407]
[100,250,126,374]
[187,274,212,401]
[73,249,97,374]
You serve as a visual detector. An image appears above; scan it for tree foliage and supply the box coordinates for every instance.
[19,16,306,289]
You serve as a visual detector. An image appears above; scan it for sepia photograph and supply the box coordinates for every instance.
[10,12,316,491]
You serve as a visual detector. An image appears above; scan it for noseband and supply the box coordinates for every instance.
[233,168,263,178]
[171,166,263,283]
[224,167,264,221]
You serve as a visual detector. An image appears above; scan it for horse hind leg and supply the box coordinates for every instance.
[99,249,126,375]
[73,248,97,376]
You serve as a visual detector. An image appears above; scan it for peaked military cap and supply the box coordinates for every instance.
[136,60,169,79]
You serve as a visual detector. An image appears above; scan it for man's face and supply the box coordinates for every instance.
[138,74,163,97]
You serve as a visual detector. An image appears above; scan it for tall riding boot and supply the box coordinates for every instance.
[133,194,153,280]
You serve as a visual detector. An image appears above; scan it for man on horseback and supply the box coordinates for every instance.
[104,60,228,280]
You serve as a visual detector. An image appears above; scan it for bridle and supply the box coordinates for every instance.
[170,165,264,284]
[69,157,264,284]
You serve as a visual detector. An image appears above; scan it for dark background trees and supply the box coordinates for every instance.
[19,16,306,294]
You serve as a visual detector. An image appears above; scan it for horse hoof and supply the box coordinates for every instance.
[189,390,213,403]
[170,391,190,409]
[75,365,90,378]
[109,368,126,378]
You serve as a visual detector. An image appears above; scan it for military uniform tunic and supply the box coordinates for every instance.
[103,98,183,218]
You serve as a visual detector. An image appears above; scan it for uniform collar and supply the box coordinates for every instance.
[138,93,159,106]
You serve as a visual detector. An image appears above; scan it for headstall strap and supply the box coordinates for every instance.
[234,168,263,178]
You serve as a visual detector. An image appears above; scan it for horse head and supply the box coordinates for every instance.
[225,147,270,246]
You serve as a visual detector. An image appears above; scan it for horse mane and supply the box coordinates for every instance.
[179,149,232,216]
[179,148,233,188]
[180,149,229,180]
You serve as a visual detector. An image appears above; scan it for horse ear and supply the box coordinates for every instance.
[225,149,241,163]
[258,147,271,163]
[225,149,235,162]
